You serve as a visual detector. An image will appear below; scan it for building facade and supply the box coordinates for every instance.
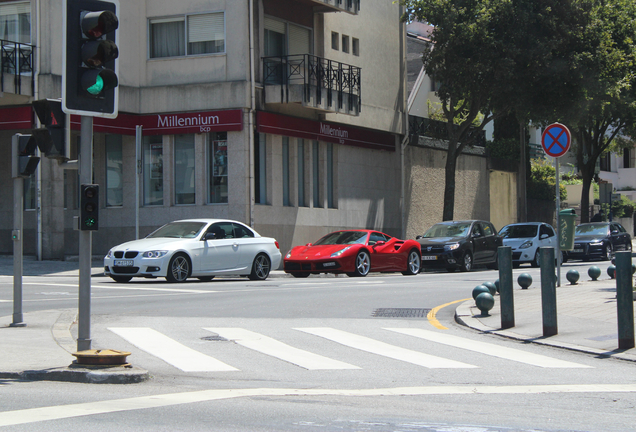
[0,0,408,260]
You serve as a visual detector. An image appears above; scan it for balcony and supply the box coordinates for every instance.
[1,40,35,96]
[263,54,361,116]
[296,0,360,15]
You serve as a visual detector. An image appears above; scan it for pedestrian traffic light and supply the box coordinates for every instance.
[31,99,70,160]
[80,184,99,230]
[63,0,119,118]
[12,134,40,179]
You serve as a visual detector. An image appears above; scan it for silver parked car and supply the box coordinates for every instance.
[104,219,282,283]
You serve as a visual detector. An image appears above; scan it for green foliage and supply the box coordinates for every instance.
[527,159,567,202]
[485,138,519,163]
[612,195,635,218]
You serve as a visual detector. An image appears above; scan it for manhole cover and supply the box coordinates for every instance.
[372,308,431,318]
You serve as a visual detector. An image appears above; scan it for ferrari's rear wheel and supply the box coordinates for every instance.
[290,272,310,278]
[166,253,191,283]
[402,249,421,275]
[352,251,370,277]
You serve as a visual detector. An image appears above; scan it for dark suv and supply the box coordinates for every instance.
[417,220,502,272]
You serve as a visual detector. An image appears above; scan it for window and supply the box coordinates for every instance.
[282,137,291,206]
[232,223,254,238]
[174,134,195,205]
[143,136,163,206]
[0,2,30,44]
[342,35,349,53]
[255,133,267,204]
[105,135,123,207]
[149,12,224,58]
[327,143,335,208]
[208,132,228,204]
[312,141,321,208]
[24,175,35,210]
[331,31,339,50]
[352,37,359,56]
[298,139,306,207]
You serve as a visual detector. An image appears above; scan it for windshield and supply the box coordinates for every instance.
[422,223,472,238]
[314,231,368,245]
[499,225,538,239]
[575,224,609,237]
[147,222,207,239]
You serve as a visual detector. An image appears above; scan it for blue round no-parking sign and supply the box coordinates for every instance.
[541,123,571,158]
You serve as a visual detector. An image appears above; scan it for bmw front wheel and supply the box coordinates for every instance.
[166,253,191,283]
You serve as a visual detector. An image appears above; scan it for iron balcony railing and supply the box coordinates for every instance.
[263,54,361,114]
[409,115,486,147]
[1,40,35,95]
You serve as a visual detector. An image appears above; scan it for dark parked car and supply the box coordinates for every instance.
[567,222,632,261]
[417,220,502,272]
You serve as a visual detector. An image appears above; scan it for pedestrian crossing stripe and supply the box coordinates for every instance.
[295,327,477,369]
[204,328,360,370]
[384,328,592,368]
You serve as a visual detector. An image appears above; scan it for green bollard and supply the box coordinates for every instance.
[498,246,514,329]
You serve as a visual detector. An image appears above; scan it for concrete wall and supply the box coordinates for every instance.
[489,170,517,232]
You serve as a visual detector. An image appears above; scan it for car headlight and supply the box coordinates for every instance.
[142,250,168,258]
[105,250,113,258]
[444,243,460,251]
[520,241,533,249]
[331,246,352,257]
[285,251,292,259]
[589,241,603,246]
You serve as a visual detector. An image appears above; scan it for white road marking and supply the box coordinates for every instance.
[295,327,476,369]
[204,328,360,370]
[108,327,237,372]
[385,328,593,368]
[1,384,635,427]
[23,282,215,294]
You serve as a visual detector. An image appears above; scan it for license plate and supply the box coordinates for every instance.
[422,256,437,261]
[114,260,134,267]
[572,249,583,253]
[323,262,336,267]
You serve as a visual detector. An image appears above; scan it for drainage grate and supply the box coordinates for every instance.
[372,308,431,318]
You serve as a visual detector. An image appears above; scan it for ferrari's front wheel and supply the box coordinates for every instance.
[290,272,310,278]
[352,250,370,277]
[402,249,421,275]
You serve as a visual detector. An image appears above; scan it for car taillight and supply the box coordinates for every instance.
[275,241,280,249]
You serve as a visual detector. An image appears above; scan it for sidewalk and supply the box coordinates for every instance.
[456,274,636,362]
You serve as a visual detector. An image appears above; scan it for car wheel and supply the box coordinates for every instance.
[531,250,541,268]
[249,254,271,280]
[402,249,421,275]
[166,253,191,283]
[460,251,472,272]
[197,276,215,282]
[603,244,612,261]
[290,272,310,278]
[110,275,132,283]
[353,250,371,277]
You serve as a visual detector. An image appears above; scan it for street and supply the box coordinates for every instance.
[1,262,636,431]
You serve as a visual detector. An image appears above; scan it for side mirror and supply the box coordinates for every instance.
[540,234,548,240]
[373,241,386,248]
[305,243,312,247]
[416,235,422,240]
[203,233,216,241]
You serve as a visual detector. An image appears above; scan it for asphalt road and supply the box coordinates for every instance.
[2,262,636,431]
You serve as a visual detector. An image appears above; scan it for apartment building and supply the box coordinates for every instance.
[0,0,408,259]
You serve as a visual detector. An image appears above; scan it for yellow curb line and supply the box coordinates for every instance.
[428,298,471,330]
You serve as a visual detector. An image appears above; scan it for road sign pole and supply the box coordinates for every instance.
[555,159,561,287]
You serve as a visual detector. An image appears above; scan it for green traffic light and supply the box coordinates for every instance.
[85,218,96,227]
[86,75,104,95]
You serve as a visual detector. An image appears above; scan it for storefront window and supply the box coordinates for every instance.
[174,134,195,205]
[255,133,267,204]
[208,132,228,204]
[24,176,35,210]
[105,135,123,207]
[312,141,321,208]
[327,143,335,208]
[143,136,163,206]
[282,137,290,206]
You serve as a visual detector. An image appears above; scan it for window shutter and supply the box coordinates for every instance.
[264,17,285,34]
[0,2,30,16]
[188,12,224,43]
[289,24,310,55]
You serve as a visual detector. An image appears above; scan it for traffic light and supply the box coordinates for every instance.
[32,99,69,160]
[12,134,40,179]
[63,0,119,118]
[80,184,99,230]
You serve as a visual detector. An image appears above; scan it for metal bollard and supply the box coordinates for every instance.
[540,247,558,337]
[615,251,635,349]
[498,246,514,329]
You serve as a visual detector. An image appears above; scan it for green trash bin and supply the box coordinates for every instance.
[559,209,577,251]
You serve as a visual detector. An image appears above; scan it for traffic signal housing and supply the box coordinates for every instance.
[80,184,99,231]
[63,0,119,118]
[12,134,40,179]
[32,99,69,160]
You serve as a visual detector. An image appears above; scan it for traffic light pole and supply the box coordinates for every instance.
[77,115,93,351]
[11,136,26,327]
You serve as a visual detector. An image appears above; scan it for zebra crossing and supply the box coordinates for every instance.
[108,325,592,372]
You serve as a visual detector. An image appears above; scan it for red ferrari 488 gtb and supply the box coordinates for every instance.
[284,230,421,278]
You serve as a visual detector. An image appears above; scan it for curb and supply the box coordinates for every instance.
[454,300,636,363]
[0,366,150,384]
